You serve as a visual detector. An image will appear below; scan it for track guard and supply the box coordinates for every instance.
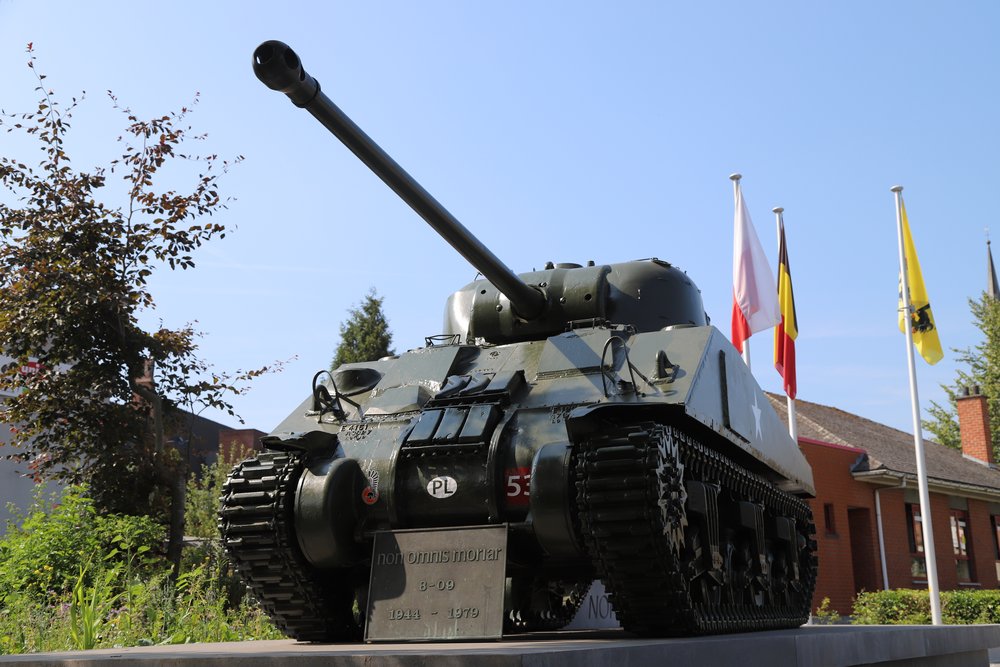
[530,443,581,558]
[295,455,367,568]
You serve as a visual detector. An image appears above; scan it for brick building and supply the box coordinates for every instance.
[770,390,1000,616]
[169,413,267,475]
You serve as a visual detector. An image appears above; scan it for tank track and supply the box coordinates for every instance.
[219,451,362,641]
[573,422,817,636]
[503,577,592,633]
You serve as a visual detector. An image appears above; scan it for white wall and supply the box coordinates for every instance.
[0,404,51,535]
[0,357,56,535]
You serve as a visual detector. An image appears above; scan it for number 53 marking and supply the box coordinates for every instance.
[505,467,531,507]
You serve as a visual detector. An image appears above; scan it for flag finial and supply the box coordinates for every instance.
[772,206,784,214]
[891,185,904,193]
[729,173,742,182]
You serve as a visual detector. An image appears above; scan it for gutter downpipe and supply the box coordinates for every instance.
[875,476,906,591]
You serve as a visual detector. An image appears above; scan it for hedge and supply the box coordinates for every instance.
[852,589,1000,625]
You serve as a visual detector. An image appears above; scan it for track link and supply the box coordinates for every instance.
[219,451,362,641]
[574,422,817,636]
[504,577,592,633]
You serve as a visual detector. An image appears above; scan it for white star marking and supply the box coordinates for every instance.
[751,394,763,440]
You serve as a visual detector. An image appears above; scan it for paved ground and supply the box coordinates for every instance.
[2,625,1000,667]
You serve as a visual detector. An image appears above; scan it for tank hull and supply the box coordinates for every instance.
[268,323,813,525]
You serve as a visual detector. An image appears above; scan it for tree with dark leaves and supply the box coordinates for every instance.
[0,45,280,573]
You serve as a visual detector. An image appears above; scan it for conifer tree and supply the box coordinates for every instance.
[924,293,1000,454]
[331,288,395,368]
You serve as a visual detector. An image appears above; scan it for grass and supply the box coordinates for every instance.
[0,479,285,655]
[0,546,284,654]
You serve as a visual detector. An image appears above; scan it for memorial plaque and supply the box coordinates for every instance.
[365,524,507,642]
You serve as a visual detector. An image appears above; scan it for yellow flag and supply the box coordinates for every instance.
[897,198,943,364]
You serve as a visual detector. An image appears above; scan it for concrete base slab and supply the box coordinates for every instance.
[2,625,1000,667]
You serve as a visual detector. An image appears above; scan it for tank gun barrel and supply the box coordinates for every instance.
[252,40,546,321]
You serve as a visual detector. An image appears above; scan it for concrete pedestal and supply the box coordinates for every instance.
[2,625,1000,666]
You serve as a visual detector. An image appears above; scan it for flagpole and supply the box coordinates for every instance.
[731,173,752,370]
[774,206,798,441]
[892,184,942,626]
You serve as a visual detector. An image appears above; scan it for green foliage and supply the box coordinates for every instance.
[0,486,96,601]
[0,484,281,654]
[155,542,278,644]
[941,589,1000,624]
[69,564,123,650]
[332,288,395,368]
[924,293,1000,455]
[853,589,932,625]
[184,457,232,539]
[0,595,64,654]
[852,588,1000,625]
[813,596,841,624]
[0,555,281,654]
[0,485,162,604]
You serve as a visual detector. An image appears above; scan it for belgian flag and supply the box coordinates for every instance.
[774,218,797,398]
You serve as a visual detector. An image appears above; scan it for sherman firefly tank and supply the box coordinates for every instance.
[220,40,817,641]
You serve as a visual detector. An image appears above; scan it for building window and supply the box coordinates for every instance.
[906,503,927,579]
[951,509,974,583]
[823,503,836,536]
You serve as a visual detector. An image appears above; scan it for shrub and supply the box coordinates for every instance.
[852,589,1000,625]
[813,597,841,624]
[185,457,232,539]
[0,482,280,654]
[0,485,165,605]
[852,590,931,624]
[942,589,1000,624]
[0,593,66,654]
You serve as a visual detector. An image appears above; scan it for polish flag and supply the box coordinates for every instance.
[731,179,779,353]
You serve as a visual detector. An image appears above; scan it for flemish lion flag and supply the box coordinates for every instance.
[774,218,797,398]
[897,198,943,365]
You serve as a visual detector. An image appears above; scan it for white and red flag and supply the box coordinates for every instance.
[731,176,780,354]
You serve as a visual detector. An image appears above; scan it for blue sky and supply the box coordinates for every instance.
[1,1,997,437]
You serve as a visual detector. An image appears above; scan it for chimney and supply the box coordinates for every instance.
[135,358,155,391]
[957,385,993,465]
[131,358,156,406]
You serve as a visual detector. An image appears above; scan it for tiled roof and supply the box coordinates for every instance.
[767,393,1000,493]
